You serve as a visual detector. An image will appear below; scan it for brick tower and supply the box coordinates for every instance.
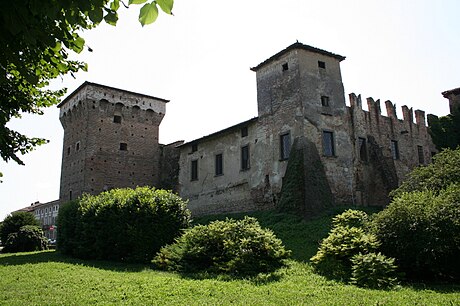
[58,82,168,202]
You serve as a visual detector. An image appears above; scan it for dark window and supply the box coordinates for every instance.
[241,126,248,137]
[69,190,72,201]
[418,145,424,164]
[318,61,326,69]
[191,160,198,181]
[280,132,291,160]
[323,131,335,156]
[321,96,330,107]
[120,143,128,151]
[241,145,250,170]
[215,154,223,176]
[76,142,80,151]
[113,115,122,123]
[67,147,71,156]
[358,137,367,161]
[391,140,399,160]
[191,143,198,152]
[282,63,289,71]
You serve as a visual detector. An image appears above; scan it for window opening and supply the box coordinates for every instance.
[417,145,424,164]
[241,145,250,170]
[215,154,223,176]
[113,115,122,123]
[191,160,198,181]
[323,131,335,156]
[120,143,128,151]
[241,126,248,137]
[358,137,367,161]
[321,96,330,107]
[191,143,198,152]
[280,132,291,160]
[391,140,399,160]
[282,63,289,71]
[318,61,326,69]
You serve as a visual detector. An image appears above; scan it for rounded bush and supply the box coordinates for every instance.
[371,184,460,279]
[350,252,399,289]
[58,187,191,263]
[310,225,380,280]
[1,211,40,244]
[153,216,290,275]
[332,209,369,229]
[2,225,48,253]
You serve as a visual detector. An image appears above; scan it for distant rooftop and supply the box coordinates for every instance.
[250,42,346,72]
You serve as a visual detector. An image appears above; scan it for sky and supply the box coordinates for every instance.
[1,0,459,219]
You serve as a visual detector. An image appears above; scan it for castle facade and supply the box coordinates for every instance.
[56,42,439,217]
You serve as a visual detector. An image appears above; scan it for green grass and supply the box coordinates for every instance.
[1,208,459,305]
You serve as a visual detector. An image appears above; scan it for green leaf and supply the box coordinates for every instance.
[139,3,158,26]
[89,8,104,23]
[129,0,148,4]
[104,11,119,26]
[72,36,85,54]
[110,0,120,11]
[156,0,174,15]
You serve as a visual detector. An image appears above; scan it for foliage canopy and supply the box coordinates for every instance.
[0,0,173,168]
[0,211,40,244]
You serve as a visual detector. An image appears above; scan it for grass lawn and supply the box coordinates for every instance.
[1,209,459,305]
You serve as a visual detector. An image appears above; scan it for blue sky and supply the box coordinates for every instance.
[1,0,459,219]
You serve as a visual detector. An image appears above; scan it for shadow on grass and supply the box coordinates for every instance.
[0,250,148,273]
[175,269,283,285]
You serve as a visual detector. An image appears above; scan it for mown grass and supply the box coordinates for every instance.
[0,208,459,305]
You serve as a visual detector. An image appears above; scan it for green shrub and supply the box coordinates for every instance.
[58,187,191,263]
[2,225,48,253]
[310,225,380,280]
[390,147,460,198]
[332,209,369,229]
[1,211,40,244]
[371,184,460,279]
[154,216,290,276]
[350,252,399,289]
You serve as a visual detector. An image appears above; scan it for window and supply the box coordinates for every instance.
[215,153,223,176]
[113,115,122,123]
[321,96,330,107]
[67,146,71,156]
[76,142,80,151]
[282,63,289,71]
[358,137,367,161]
[280,132,291,160]
[69,190,72,201]
[241,126,248,137]
[120,143,128,151]
[323,131,335,156]
[191,160,198,181]
[318,61,326,69]
[191,143,198,152]
[390,140,399,160]
[241,145,250,170]
[417,145,424,164]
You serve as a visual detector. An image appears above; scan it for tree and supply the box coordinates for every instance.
[0,0,173,170]
[428,109,460,150]
[2,225,48,253]
[0,211,40,244]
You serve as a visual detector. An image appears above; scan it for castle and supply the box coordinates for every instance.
[27,42,453,235]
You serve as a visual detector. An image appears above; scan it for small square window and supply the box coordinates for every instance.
[120,143,128,151]
[113,115,122,123]
[282,63,289,71]
[321,96,330,107]
[241,126,248,137]
[318,61,326,69]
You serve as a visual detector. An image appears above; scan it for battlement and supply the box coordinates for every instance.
[58,82,168,118]
[348,93,427,126]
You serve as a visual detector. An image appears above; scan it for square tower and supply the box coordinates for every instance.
[58,82,168,202]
